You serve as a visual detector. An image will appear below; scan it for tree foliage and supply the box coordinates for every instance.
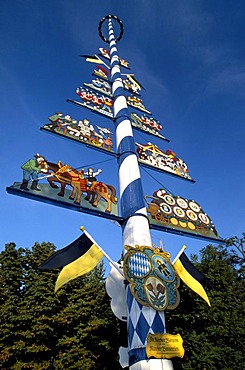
[0,242,121,370]
[0,235,244,370]
[168,234,245,370]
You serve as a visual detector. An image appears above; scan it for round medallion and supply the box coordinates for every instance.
[160,203,172,215]
[173,206,186,218]
[176,197,188,209]
[164,194,176,206]
[186,209,198,221]
[199,213,210,225]
[189,201,201,213]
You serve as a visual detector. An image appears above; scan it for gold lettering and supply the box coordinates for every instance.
[146,333,185,359]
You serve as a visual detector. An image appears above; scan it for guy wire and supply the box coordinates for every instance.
[141,166,175,196]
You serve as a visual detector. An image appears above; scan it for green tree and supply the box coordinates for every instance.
[0,243,26,367]
[3,237,244,369]
[168,235,245,370]
[53,264,121,369]
[0,242,121,370]
[226,232,245,279]
[13,242,59,370]
[0,242,59,369]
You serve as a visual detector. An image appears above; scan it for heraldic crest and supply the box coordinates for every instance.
[123,245,180,311]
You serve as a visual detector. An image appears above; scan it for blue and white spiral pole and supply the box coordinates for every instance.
[99,16,174,370]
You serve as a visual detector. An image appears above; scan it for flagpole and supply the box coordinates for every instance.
[172,245,187,264]
[80,226,124,277]
[99,15,174,370]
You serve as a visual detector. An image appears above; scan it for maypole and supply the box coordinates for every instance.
[7,13,224,369]
[99,15,174,370]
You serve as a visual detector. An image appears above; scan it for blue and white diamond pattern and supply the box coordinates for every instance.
[127,288,166,349]
[129,252,151,277]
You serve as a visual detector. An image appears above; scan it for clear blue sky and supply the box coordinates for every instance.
[1,0,244,269]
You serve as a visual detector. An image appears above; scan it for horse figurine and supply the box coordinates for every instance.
[43,161,117,213]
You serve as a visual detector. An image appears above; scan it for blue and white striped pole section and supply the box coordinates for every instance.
[107,16,174,370]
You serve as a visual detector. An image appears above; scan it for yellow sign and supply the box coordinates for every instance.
[146,333,184,359]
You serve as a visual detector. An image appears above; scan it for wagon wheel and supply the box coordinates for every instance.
[161,216,170,225]
[155,212,163,222]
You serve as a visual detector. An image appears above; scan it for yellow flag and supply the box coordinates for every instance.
[174,252,211,306]
[55,244,103,292]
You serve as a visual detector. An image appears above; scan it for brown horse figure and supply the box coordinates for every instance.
[54,164,86,204]
[43,161,70,196]
[86,181,118,212]
[44,161,117,212]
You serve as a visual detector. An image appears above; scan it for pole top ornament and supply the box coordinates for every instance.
[98,15,124,43]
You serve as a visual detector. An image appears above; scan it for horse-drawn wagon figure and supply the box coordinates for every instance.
[145,189,219,239]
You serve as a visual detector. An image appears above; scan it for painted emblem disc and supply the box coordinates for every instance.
[128,252,151,277]
[186,209,198,221]
[160,203,172,215]
[199,213,210,225]
[189,201,200,213]
[176,197,188,209]
[173,206,186,218]
[164,194,176,206]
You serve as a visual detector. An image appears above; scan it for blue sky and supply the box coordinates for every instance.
[1,0,244,269]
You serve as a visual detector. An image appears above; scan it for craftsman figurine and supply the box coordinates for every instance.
[20,153,47,191]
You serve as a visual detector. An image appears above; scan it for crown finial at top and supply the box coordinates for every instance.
[98,15,124,44]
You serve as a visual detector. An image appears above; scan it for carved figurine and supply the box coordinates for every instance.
[20,153,47,191]
[84,168,102,187]
[44,161,117,212]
